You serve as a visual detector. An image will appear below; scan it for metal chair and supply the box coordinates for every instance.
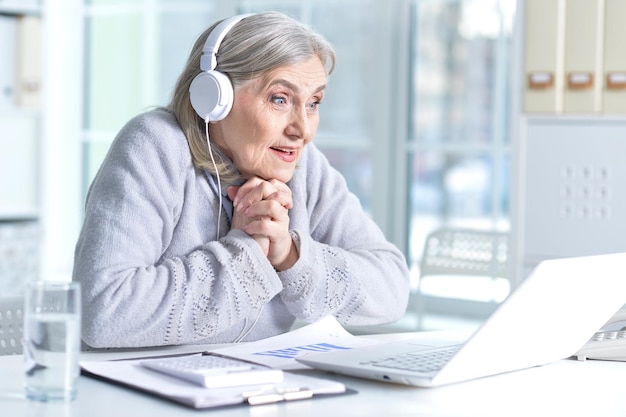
[0,296,24,355]
[411,227,510,330]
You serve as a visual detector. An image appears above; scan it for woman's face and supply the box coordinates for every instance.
[210,56,327,183]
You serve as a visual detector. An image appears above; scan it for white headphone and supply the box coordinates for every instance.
[189,14,252,122]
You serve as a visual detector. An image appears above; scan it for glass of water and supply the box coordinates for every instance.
[23,281,81,402]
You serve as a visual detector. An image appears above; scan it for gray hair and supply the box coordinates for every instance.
[168,12,336,182]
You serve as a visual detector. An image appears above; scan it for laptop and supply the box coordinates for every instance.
[297,253,626,387]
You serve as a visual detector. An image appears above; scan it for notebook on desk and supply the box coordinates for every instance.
[297,252,626,387]
[81,353,350,409]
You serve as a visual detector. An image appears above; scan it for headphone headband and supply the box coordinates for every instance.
[200,14,253,72]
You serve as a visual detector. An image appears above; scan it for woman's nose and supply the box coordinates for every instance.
[286,106,311,139]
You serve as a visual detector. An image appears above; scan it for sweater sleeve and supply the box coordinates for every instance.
[72,110,282,348]
[277,145,411,326]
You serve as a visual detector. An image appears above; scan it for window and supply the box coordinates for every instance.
[406,0,515,312]
[83,0,220,186]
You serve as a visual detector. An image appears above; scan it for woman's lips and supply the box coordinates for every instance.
[271,146,298,163]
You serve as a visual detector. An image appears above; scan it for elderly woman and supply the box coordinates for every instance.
[73,11,410,348]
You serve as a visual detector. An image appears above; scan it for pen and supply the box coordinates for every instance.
[243,385,313,405]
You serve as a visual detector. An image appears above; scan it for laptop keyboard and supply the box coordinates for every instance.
[364,344,463,373]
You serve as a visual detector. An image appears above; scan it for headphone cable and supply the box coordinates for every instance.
[205,119,222,241]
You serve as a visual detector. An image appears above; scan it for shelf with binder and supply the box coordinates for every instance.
[523,0,626,115]
[0,3,43,220]
[0,10,43,111]
[0,1,43,289]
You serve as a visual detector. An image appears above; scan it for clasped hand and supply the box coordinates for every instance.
[227,177,297,271]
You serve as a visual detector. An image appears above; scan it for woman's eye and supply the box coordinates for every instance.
[271,95,287,105]
[308,101,321,111]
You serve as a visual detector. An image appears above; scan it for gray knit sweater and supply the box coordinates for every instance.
[73,108,410,348]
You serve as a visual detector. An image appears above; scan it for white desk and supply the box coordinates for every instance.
[2,332,626,417]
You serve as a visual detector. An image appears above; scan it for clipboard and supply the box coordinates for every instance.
[80,352,354,409]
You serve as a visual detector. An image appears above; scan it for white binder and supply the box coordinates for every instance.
[0,15,17,109]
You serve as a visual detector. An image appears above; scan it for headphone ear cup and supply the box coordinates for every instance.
[189,70,234,121]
